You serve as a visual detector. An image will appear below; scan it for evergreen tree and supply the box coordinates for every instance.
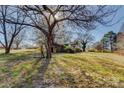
[101,31,117,52]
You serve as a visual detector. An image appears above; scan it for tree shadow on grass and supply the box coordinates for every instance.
[11,57,39,87]
[32,58,51,88]
[0,51,51,88]
[12,57,51,88]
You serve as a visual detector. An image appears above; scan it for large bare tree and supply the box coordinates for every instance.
[0,6,26,54]
[77,31,95,52]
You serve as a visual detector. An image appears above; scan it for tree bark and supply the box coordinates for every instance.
[82,45,86,52]
[82,43,86,52]
[46,43,52,59]
[40,45,45,58]
[46,34,52,59]
[5,47,10,54]
[110,43,113,53]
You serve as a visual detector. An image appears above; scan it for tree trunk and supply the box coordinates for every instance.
[46,43,52,59]
[5,47,10,54]
[40,45,45,58]
[46,34,52,59]
[110,42,113,53]
[83,46,86,52]
[44,22,56,59]
[82,44,86,52]
[110,44,113,52]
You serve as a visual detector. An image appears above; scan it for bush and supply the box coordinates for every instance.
[64,44,69,48]
[63,45,82,53]
[64,47,75,53]
[75,48,82,52]
[103,50,111,53]
[67,48,75,53]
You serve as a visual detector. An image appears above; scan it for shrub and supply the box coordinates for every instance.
[64,44,69,48]
[75,48,82,52]
[103,50,111,53]
[64,47,75,53]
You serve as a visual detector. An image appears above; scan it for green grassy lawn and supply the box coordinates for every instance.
[0,49,42,87]
[46,53,124,87]
[0,49,124,87]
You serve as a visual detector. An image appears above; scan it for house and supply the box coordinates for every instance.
[52,43,65,53]
[52,41,82,53]
[69,40,82,49]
